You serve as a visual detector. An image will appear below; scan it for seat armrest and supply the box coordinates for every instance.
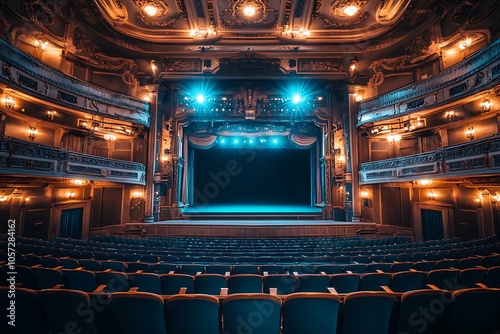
[381,286,394,293]
[426,284,441,291]
[269,288,277,296]
[93,285,107,293]
[475,283,489,288]
[220,288,228,296]
[178,287,187,294]
[327,287,338,295]
[129,287,139,292]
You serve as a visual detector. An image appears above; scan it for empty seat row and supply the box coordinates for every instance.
[2,287,499,334]
[7,264,500,295]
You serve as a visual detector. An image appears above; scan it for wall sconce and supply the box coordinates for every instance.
[67,191,75,199]
[5,95,14,109]
[458,37,472,50]
[150,60,158,76]
[387,134,401,143]
[475,198,482,208]
[360,190,370,207]
[47,110,57,121]
[417,179,432,186]
[360,190,369,199]
[445,110,456,122]
[0,194,11,203]
[428,191,436,200]
[132,190,144,199]
[104,133,117,141]
[28,126,38,141]
[34,38,48,49]
[465,126,475,140]
[480,99,491,113]
[493,193,500,203]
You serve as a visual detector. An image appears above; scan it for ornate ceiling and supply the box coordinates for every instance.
[0,0,499,82]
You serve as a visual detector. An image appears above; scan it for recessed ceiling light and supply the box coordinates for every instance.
[343,5,359,16]
[243,5,256,17]
[144,4,158,16]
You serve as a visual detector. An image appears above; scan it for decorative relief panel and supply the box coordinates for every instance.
[298,58,345,72]
[162,58,202,73]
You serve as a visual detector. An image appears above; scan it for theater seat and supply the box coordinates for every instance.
[263,274,296,295]
[38,289,98,334]
[341,291,397,334]
[194,274,227,295]
[222,294,281,334]
[0,287,49,334]
[295,274,330,293]
[128,272,163,294]
[395,289,451,334]
[445,288,500,334]
[227,274,263,294]
[109,292,167,334]
[165,294,220,334]
[161,273,195,294]
[282,293,340,334]
[390,271,426,292]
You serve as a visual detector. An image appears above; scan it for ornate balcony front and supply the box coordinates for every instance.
[357,38,500,126]
[0,136,146,185]
[359,135,500,184]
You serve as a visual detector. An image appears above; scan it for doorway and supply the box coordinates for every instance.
[60,208,83,239]
[421,209,444,240]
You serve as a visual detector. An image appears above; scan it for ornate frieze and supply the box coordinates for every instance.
[446,157,488,171]
[163,58,202,73]
[298,58,345,72]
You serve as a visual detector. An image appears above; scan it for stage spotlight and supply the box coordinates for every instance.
[233,139,239,144]
[292,94,302,104]
[260,138,266,143]
[272,139,278,144]
[220,138,226,144]
[196,94,205,103]
[249,139,254,144]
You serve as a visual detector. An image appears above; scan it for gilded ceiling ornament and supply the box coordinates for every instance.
[22,0,54,26]
[134,12,183,27]
[330,0,368,17]
[220,0,278,27]
[451,0,481,25]
[133,0,169,17]
[316,11,369,27]
[72,27,99,56]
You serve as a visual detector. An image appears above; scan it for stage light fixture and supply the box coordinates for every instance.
[249,139,254,144]
[196,94,205,103]
[220,138,226,143]
[292,94,301,104]
[272,139,278,144]
[260,139,266,143]
[233,139,239,144]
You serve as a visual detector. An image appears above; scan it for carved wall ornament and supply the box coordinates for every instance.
[72,27,99,56]
[134,12,183,27]
[298,58,345,72]
[451,0,481,25]
[163,58,202,72]
[133,0,169,17]
[22,0,54,26]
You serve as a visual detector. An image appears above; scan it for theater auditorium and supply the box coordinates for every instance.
[1,0,500,333]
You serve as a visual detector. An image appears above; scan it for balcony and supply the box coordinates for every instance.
[0,136,146,185]
[359,135,500,184]
[357,38,500,126]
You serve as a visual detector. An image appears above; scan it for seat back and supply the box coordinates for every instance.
[395,289,451,334]
[161,274,195,294]
[129,273,163,294]
[194,274,227,295]
[165,294,220,334]
[38,289,98,334]
[110,292,167,334]
[282,293,340,334]
[446,288,500,334]
[96,271,130,292]
[295,274,330,293]
[330,274,361,293]
[359,273,391,291]
[263,274,296,295]
[390,271,426,292]
[0,287,49,334]
[31,267,64,289]
[227,274,263,294]
[341,292,396,334]
[222,294,281,334]
[62,269,98,292]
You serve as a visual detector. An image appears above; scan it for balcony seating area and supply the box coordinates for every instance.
[1,235,500,333]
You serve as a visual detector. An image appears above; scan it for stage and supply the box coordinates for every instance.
[180,204,323,220]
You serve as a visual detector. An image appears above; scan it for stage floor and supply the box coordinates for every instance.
[181,204,323,215]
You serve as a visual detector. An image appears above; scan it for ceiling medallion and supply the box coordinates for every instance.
[331,0,368,18]
[133,0,168,17]
[230,0,269,23]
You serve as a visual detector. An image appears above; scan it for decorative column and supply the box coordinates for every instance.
[142,84,160,223]
[346,85,362,222]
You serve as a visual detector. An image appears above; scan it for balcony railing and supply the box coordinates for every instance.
[357,38,500,126]
[0,38,150,127]
[359,135,500,184]
[0,136,146,185]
